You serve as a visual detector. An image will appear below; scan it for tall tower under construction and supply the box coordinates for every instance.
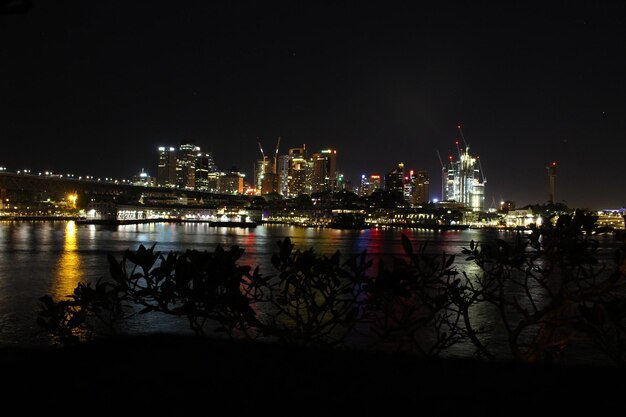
[441,126,486,212]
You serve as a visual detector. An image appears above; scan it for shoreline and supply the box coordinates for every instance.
[1,217,624,237]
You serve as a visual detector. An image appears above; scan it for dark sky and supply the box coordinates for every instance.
[1,1,625,209]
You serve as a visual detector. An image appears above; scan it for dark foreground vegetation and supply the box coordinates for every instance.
[3,210,626,411]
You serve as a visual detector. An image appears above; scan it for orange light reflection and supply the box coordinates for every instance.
[54,221,82,299]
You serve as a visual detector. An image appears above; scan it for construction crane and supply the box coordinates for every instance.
[457,124,469,149]
[477,156,487,183]
[455,140,463,160]
[257,138,265,160]
[436,149,445,169]
[273,136,281,174]
[436,149,447,201]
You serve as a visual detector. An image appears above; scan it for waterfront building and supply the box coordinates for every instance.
[596,209,626,230]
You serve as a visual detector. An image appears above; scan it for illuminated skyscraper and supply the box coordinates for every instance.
[409,170,429,205]
[369,174,381,192]
[443,146,485,211]
[254,156,271,194]
[196,152,216,191]
[359,174,371,196]
[176,143,200,190]
[157,146,177,187]
[218,167,244,194]
[277,154,290,195]
[255,137,281,195]
[311,149,337,193]
[287,146,308,196]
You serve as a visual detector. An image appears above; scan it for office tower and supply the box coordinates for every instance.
[369,174,381,192]
[218,167,244,194]
[195,152,216,191]
[412,170,430,204]
[157,146,177,187]
[359,174,371,196]
[254,156,271,194]
[310,149,337,193]
[277,154,290,195]
[385,162,404,199]
[403,169,429,204]
[176,143,200,190]
[287,146,308,196]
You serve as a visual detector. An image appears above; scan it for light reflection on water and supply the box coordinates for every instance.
[54,221,82,299]
[0,221,619,351]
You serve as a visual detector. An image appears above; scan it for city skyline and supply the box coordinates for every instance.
[1,2,624,209]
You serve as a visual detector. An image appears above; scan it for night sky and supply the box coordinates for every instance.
[1,1,624,209]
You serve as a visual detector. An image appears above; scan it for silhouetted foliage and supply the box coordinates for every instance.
[111,243,266,337]
[37,211,626,364]
[462,210,626,363]
[37,278,127,345]
[260,237,369,346]
[363,235,470,355]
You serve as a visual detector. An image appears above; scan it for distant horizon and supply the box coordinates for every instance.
[0,164,622,212]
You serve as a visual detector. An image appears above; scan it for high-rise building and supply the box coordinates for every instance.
[254,156,271,194]
[370,174,381,192]
[359,174,371,196]
[336,172,349,191]
[261,171,277,195]
[411,170,430,205]
[218,167,244,194]
[176,143,200,190]
[442,146,485,211]
[359,173,382,196]
[310,149,337,193]
[384,162,404,198]
[287,146,309,196]
[277,154,290,195]
[206,172,220,193]
[195,152,216,191]
[157,146,177,187]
